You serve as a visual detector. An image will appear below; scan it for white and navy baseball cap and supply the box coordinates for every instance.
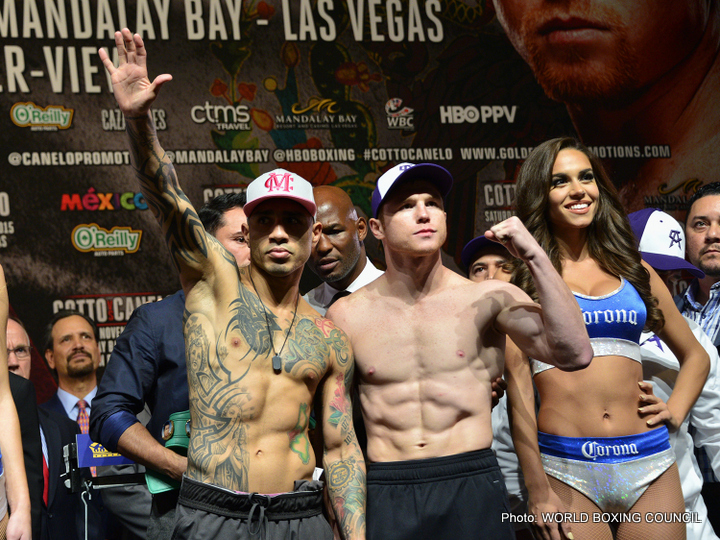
[628,208,704,278]
[244,168,316,218]
[371,162,453,218]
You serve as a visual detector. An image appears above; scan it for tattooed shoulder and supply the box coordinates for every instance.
[316,317,352,368]
[282,317,331,376]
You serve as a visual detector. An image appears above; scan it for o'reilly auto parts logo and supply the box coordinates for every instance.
[72,223,142,255]
[11,102,73,130]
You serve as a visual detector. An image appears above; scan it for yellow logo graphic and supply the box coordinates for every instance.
[291,97,339,114]
[658,177,703,196]
[89,442,123,458]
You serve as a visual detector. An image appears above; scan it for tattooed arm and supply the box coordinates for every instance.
[99,29,235,288]
[320,321,366,540]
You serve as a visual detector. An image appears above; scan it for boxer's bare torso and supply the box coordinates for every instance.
[330,266,542,462]
[183,251,351,492]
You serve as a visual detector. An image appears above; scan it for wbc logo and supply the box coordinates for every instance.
[265,171,294,192]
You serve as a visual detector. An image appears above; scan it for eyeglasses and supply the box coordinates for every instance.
[7,346,31,359]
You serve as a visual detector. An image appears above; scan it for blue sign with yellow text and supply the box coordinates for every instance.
[76,434,134,468]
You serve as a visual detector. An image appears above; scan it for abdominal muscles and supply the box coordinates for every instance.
[535,355,650,438]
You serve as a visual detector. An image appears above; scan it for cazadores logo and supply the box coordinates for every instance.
[11,102,73,130]
[72,224,142,254]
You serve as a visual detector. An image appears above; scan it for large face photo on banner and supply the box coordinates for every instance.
[0,0,716,397]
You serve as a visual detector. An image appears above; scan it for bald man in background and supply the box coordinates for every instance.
[304,186,384,316]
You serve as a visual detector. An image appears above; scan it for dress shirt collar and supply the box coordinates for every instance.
[683,278,720,310]
[313,257,384,308]
[57,386,97,418]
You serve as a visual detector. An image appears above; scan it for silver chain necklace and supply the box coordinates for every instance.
[248,270,300,373]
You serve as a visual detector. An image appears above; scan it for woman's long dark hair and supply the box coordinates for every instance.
[512,137,663,332]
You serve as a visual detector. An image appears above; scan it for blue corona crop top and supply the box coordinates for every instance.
[531,278,646,376]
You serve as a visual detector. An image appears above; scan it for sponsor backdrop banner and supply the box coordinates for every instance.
[0,1,713,398]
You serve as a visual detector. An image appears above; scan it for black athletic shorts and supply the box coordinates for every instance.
[171,476,333,540]
[367,448,516,540]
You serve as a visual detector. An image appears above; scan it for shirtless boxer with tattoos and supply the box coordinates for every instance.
[100,29,365,540]
[327,163,593,540]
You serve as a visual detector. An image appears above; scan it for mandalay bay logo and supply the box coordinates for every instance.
[274,97,358,129]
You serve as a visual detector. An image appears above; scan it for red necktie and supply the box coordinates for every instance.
[76,400,89,434]
[77,400,96,476]
[42,454,49,505]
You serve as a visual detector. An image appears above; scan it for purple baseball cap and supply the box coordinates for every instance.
[371,162,453,218]
[628,208,704,278]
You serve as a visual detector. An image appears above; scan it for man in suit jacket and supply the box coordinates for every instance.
[39,311,102,424]
[36,407,82,540]
[8,315,83,540]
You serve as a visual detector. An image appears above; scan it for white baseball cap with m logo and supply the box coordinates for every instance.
[244,168,317,218]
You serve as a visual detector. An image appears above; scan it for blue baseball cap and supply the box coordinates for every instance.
[461,236,501,269]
